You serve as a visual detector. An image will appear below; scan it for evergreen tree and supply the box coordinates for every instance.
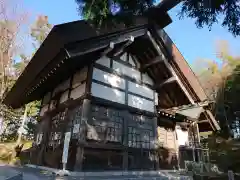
[75,0,240,36]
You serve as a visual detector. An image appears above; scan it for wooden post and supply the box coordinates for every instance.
[37,117,51,165]
[152,117,159,170]
[122,111,129,170]
[80,98,91,142]
[74,98,91,171]
[74,146,84,171]
[122,151,128,171]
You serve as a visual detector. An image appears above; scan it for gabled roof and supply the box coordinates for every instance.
[4,17,154,108]
[4,14,208,110]
[156,30,207,102]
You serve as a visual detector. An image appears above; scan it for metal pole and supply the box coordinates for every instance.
[16,104,28,146]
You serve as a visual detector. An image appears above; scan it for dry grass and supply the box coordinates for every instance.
[0,141,32,164]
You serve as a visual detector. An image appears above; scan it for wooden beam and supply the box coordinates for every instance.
[147,31,195,104]
[141,56,164,71]
[155,76,176,89]
[205,110,221,131]
[197,120,209,124]
[114,36,134,56]
[102,42,115,55]
[129,54,140,69]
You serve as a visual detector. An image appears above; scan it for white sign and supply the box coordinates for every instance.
[18,127,26,134]
[36,133,43,145]
[62,132,71,164]
[73,124,80,133]
[228,170,235,180]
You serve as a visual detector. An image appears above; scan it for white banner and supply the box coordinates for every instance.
[62,132,71,164]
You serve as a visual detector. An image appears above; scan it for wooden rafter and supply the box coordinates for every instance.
[141,55,164,72]
[147,31,195,104]
[114,36,134,57]
[154,76,176,89]
[102,42,115,55]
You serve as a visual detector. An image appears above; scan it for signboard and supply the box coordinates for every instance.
[36,133,43,145]
[18,127,26,134]
[0,117,3,135]
[73,124,80,133]
[62,132,71,164]
[228,170,235,180]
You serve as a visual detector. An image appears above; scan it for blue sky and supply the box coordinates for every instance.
[23,0,240,67]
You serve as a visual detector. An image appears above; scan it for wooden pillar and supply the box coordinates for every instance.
[122,111,129,170]
[79,98,91,142]
[153,117,159,170]
[74,98,91,171]
[173,125,180,170]
[74,146,84,171]
[122,151,128,171]
[37,116,51,165]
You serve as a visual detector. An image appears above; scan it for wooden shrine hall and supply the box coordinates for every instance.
[3,8,220,171]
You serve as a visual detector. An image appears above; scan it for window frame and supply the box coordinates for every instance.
[92,64,156,113]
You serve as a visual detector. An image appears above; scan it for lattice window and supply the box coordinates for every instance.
[89,105,123,143]
[52,111,66,129]
[48,132,62,147]
[48,111,66,147]
[128,127,141,148]
[106,122,122,142]
[128,114,155,149]
[142,130,151,149]
[70,106,82,139]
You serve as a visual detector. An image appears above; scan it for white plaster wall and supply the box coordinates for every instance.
[53,78,70,96]
[70,83,86,100]
[72,67,88,88]
[96,56,111,67]
[176,126,189,146]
